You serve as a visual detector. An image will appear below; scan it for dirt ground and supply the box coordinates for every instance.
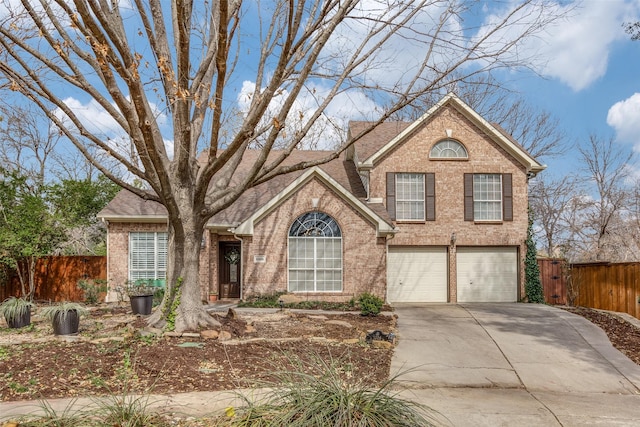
[0,305,396,402]
[1,304,640,403]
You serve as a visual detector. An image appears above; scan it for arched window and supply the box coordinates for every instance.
[288,212,342,292]
[430,139,468,159]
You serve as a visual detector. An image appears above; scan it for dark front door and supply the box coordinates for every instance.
[219,242,241,299]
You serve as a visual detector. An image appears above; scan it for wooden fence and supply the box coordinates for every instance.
[537,258,640,320]
[0,256,106,302]
[570,262,640,319]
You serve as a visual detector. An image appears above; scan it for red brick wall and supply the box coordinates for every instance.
[106,222,212,301]
[366,105,529,301]
[243,178,386,301]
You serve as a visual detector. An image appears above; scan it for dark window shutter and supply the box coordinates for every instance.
[502,173,513,221]
[426,173,435,221]
[386,172,396,221]
[464,173,474,221]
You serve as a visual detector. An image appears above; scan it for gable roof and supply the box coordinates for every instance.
[233,166,396,236]
[97,149,395,235]
[351,92,545,173]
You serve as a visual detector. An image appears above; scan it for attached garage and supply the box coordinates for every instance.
[456,247,518,302]
[387,246,448,303]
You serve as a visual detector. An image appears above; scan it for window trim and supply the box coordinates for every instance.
[288,212,343,293]
[386,172,436,222]
[430,139,468,159]
[464,173,513,222]
[395,173,426,222]
[473,174,503,221]
[129,231,168,281]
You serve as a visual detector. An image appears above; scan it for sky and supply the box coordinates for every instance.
[498,0,640,176]
[1,0,639,183]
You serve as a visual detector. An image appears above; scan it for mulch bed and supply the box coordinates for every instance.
[0,308,396,402]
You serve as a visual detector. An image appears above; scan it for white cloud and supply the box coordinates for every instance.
[238,80,382,150]
[607,93,640,145]
[521,0,639,91]
[54,97,173,167]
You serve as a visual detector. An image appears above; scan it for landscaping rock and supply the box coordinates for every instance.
[218,330,232,341]
[201,330,219,340]
[279,294,302,304]
[326,319,353,328]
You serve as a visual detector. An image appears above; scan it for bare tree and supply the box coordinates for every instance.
[529,174,582,257]
[577,135,634,261]
[0,104,62,189]
[0,1,564,331]
[402,76,568,160]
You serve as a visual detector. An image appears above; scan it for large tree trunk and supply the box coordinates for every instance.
[147,209,220,332]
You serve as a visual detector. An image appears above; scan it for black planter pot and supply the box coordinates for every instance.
[130,295,153,315]
[5,310,31,329]
[52,310,80,335]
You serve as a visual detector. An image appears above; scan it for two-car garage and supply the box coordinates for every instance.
[387,246,518,303]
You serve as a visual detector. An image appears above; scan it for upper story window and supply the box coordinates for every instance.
[396,173,425,221]
[464,173,513,222]
[430,139,468,159]
[474,174,502,220]
[288,212,342,293]
[386,172,435,222]
[129,232,167,281]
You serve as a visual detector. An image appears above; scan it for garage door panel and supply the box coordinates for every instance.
[457,247,517,302]
[387,247,447,303]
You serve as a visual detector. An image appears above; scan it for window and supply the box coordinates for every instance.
[288,212,342,292]
[129,232,167,281]
[464,174,513,222]
[396,173,425,221]
[474,174,502,220]
[386,173,435,221]
[430,139,468,159]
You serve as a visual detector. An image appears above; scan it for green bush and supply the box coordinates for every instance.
[357,292,384,316]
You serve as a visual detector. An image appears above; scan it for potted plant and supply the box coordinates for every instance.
[209,292,218,302]
[127,280,156,315]
[41,302,89,335]
[0,297,34,328]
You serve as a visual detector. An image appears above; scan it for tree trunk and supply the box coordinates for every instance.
[147,210,220,332]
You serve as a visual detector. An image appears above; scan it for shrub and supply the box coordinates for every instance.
[221,352,438,426]
[77,279,108,305]
[357,292,384,316]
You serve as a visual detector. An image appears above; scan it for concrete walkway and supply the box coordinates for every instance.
[391,303,640,426]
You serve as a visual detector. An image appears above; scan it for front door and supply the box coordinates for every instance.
[219,242,241,299]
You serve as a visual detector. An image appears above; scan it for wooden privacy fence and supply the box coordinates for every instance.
[537,258,640,320]
[0,256,106,302]
[570,262,640,319]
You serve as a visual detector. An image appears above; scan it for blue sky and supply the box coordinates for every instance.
[3,0,638,182]
[503,0,640,175]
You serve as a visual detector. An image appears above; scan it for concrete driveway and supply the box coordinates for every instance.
[391,303,640,426]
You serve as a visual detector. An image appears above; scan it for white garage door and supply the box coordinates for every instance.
[387,247,448,303]
[457,247,518,302]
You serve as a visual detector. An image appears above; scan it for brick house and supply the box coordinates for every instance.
[97,93,544,303]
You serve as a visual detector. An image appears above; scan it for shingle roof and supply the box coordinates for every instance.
[348,121,411,161]
[98,148,386,228]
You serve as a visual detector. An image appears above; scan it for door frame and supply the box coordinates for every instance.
[218,241,241,299]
